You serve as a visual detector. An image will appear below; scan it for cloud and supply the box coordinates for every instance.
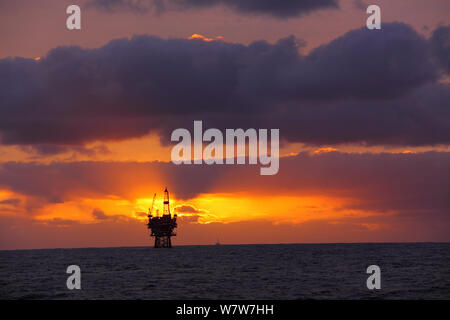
[87,0,162,14]
[35,217,79,227]
[19,144,110,157]
[0,198,20,206]
[187,34,224,42]
[352,0,367,10]
[0,23,448,148]
[174,204,206,214]
[135,211,148,217]
[87,0,339,18]
[92,208,109,220]
[0,151,449,219]
[430,25,450,74]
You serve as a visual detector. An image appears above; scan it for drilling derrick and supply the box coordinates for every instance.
[147,188,177,248]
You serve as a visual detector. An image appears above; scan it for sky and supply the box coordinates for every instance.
[0,0,449,249]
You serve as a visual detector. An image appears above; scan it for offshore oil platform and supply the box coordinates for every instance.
[147,188,177,248]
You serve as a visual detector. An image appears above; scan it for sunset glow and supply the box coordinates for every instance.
[0,0,449,250]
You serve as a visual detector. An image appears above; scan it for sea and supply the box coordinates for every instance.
[1,243,449,299]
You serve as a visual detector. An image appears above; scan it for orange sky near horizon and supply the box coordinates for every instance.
[1,132,447,250]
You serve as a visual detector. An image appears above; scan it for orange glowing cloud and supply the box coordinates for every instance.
[313,147,338,154]
[188,34,224,42]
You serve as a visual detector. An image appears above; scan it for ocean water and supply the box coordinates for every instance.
[1,243,449,300]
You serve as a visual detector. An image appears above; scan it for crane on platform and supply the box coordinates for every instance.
[148,193,157,218]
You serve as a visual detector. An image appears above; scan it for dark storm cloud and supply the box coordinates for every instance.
[0,23,448,147]
[430,25,450,74]
[87,0,162,14]
[286,25,437,100]
[275,82,450,146]
[87,0,339,18]
[0,152,449,218]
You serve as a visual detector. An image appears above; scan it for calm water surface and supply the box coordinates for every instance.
[1,243,449,299]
